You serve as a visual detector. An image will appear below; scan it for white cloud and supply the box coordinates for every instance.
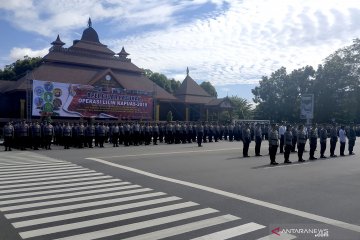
[9,47,49,61]
[2,0,360,87]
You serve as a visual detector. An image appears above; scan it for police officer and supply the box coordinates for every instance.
[43,121,54,150]
[3,121,14,151]
[309,123,318,160]
[31,121,41,150]
[279,122,286,153]
[269,123,279,165]
[86,122,95,148]
[291,124,298,152]
[153,123,159,145]
[283,125,293,164]
[255,123,262,156]
[329,123,338,157]
[62,122,72,149]
[348,123,356,155]
[242,123,251,157]
[111,123,120,147]
[319,124,328,158]
[19,120,29,150]
[196,122,204,147]
[98,123,106,148]
[297,125,307,162]
[339,125,346,156]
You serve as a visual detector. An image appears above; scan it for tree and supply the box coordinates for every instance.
[143,69,181,94]
[200,81,217,97]
[166,111,173,122]
[228,96,253,120]
[0,56,42,81]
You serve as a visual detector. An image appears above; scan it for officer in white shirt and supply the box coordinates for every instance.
[279,123,286,153]
[339,125,346,156]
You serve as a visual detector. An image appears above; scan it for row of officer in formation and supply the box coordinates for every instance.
[2,121,357,164]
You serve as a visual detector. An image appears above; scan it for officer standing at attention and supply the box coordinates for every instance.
[254,123,262,156]
[62,122,72,149]
[329,123,338,157]
[3,121,14,151]
[348,123,356,155]
[269,123,279,165]
[309,123,318,160]
[297,125,307,162]
[319,124,328,158]
[242,123,251,157]
[279,122,286,153]
[291,124,298,152]
[196,122,204,147]
[339,125,346,156]
[283,125,293,164]
[31,121,41,150]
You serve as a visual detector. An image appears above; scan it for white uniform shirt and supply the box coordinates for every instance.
[339,129,346,143]
[279,125,286,135]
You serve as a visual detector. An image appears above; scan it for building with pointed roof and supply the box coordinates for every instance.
[0,19,232,122]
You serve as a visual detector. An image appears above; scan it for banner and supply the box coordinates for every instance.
[300,94,314,119]
[32,80,153,119]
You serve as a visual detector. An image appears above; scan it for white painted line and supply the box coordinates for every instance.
[13,196,181,228]
[87,157,360,234]
[123,214,240,240]
[0,178,120,195]
[1,188,153,211]
[5,192,166,219]
[0,168,95,181]
[256,232,297,240]
[99,147,242,159]
[0,170,99,184]
[18,202,200,239]
[0,162,72,169]
[0,165,82,176]
[0,174,109,190]
[0,167,86,178]
[0,181,129,200]
[191,222,266,240]
[0,164,77,173]
[263,163,310,169]
[51,208,218,240]
[1,157,51,164]
[0,184,141,205]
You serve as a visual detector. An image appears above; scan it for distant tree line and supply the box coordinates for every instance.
[252,38,360,123]
[0,56,42,80]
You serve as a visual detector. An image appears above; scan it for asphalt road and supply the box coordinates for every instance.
[0,139,359,240]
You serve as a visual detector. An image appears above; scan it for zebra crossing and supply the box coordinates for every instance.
[0,152,297,240]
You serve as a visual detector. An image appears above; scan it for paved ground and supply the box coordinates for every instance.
[0,139,359,240]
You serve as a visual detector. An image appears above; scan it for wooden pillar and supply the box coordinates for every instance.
[20,99,25,119]
[185,106,189,121]
[156,104,160,121]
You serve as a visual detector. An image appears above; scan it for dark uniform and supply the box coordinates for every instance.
[319,125,328,158]
[3,122,14,151]
[291,126,298,152]
[297,125,307,162]
[62,123,72,149]
[242,124,251,157]
[283,126,293,163]
[43,122,54,150]
[309,125,318,160]
[196,123,204,147]
[269,125,279,165]
[329,125,338,157]
[348,125,356,155]
[255,124,262,156]
[31,122,42,150]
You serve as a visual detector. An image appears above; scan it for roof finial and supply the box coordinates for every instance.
[88,17,92,28]
[186,67,189,76]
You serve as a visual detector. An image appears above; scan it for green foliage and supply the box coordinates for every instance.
[200,81,218,97]
[143,69,181,94]
[166,111,173,122]
[252,38,360,123]
[0,56,42,81]
[228,96,253,120]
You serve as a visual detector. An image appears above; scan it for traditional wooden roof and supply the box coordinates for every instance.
[206,97,233,109]
[174,68,214,104]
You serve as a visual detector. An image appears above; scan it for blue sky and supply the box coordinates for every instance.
[1,0,360,103]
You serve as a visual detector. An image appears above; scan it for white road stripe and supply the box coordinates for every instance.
[0,162,72,169]
[0,181,129,200]
[0,184,140,205]
[191,222,266,240]
[1,157,51,164]
[0,165,84,177]
[18,202,200,239]
[0,178,120,194]
[51,208,219,240]
[0,164,78,173]
[257,232,297,240]
[1,188,153,211]
[13,196,181,228]
[123,214,240,240]
[5,192,166,219]
[0,167,87,178]
[87,157,360,234]
[0,175,110,190]
[0,170,99,184]
[0,168,96,181]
